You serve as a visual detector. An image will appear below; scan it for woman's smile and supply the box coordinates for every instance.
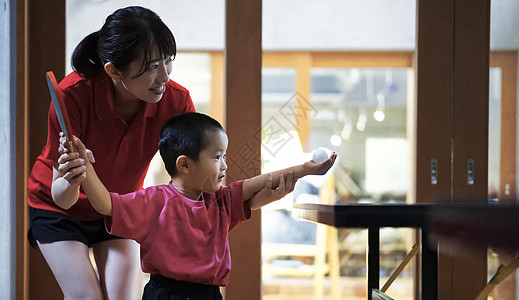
[150,84,166,95]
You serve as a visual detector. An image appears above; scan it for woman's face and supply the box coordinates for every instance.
[115,46,173,104]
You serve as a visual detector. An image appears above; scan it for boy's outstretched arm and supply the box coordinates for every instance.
[243,153,337,210]
[247,172,297,210]
[62,136,113,216]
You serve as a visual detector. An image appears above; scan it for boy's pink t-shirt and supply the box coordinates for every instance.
[106,180,251,286]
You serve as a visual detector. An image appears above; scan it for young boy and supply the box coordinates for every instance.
[57,112,336,299]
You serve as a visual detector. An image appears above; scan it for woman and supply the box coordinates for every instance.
[27,6,195,299]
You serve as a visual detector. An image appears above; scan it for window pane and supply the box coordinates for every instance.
[488,67,501,201]
[308,68,409,201]
[261,63,415,300]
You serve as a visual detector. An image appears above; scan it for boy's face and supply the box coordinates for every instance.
[190,130,228,193]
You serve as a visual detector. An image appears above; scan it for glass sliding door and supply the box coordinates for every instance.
[487,52,518,300]
[261,53,415,300]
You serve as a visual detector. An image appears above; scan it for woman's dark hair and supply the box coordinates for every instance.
[159,113,225,177]
[71,6,176,79]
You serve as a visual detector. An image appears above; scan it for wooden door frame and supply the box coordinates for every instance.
[17,1,66,299]
[490,51,518,204]
[489,50,518,300]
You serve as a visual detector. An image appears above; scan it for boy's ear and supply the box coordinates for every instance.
[104,62,123,82]
[175,155,191,175]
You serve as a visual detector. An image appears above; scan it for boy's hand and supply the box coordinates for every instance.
[249,172,297,210]
[56,151,86,186]
[56,132,95,186]
[304,152,337,176]
[58,132,95,164]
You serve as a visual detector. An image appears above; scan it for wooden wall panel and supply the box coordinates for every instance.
[450,1,489,298]
[416,1,455,298]
[224,0,262,299]
[416,0,490,299]
[452,0,490,202]
[26,1,66,299]
[415,0,454,205]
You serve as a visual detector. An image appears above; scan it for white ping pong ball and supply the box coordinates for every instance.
[313,148,329,164]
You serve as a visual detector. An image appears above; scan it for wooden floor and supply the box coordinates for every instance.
[262,276,413,300]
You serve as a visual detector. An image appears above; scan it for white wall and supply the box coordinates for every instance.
[66,0,519,56]
[0,0,16,298]
[491,0,519,50]
[262,0,416,50]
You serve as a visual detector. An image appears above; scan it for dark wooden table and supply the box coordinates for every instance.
[292,202,519,299]
[292,203,437,300]
[429,203,519,253]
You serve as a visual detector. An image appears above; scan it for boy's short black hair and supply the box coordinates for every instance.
[159,112,224,177]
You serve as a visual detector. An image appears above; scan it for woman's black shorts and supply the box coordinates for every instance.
[27,206,122,248]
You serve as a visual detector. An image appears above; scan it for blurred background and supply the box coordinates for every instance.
[64,1,519,299]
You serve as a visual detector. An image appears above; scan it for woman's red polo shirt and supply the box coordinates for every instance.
[27,71,195,221]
